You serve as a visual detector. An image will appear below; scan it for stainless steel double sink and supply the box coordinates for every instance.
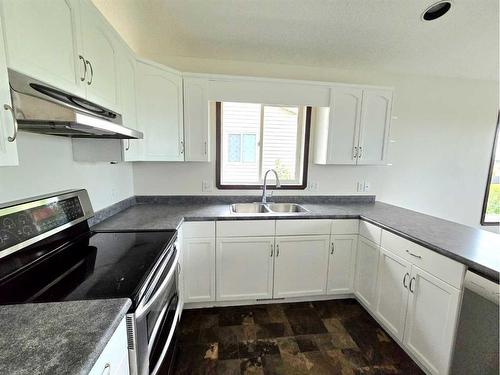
[230,202,309,214]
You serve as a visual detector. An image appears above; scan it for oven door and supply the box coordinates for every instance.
[127,244,181,375]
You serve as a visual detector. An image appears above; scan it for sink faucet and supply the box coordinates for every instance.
[261,169,281,204]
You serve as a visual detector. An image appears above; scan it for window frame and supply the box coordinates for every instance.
[481,111,500,226]
[215,101,311,190]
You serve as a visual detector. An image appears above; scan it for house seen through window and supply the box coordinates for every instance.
[217,102,310,188]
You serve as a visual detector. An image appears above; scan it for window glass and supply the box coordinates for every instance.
[218,102,308,188]
[482,119,500,225]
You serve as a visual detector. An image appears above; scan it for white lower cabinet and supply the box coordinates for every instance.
[327,234,358,294]
[374,248,411,341]
[216,236,274,301]
[182,237,216,303]
[274,235,330,298]
[88,317,128,375]
[354,236,380,309]
[404,266,461,375]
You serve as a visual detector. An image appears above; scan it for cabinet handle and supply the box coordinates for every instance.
[4,104,18,142]
[330,242,334,255]
[204,141,207,155]
[86,60,93,85]
[406,250,422,259]
[402,272,409,289]
[276,244,280,257]
[125,139,130,151]
[101,363,111,375]
[270,244,274,257]
[180,140,184,154]
[358,146,363,159]
[353,146,358,158]
[79,55,87,82]
[409,277,416,293]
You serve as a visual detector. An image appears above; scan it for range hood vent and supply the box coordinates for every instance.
[8,69,143,139]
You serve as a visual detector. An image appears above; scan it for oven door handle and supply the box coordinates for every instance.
[150,299,181,375]
[147,293,177,353]
[135,250,180,318]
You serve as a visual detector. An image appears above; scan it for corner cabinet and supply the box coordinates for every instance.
[327,234,358,294]
[354,236,380,309]
[183,76,209,162]
[313,86,393,165]
[136,60,184,161]
[0,16,17,166]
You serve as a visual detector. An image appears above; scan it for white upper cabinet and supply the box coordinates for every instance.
[313,85,393,165]
[327,234,358,294]
[118,44,142,161]
[0,0,85,96]
[183,76,209,162]
[357,88,393,165]
[80,0,120,112]
[273,235,330,298]
[314,87,362,164]
[136,60,184,161]
[0,16,17,166]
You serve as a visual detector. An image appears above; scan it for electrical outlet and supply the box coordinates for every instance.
[363,181,370,192]
[357,182,364,192]
[202,180,212,192]
[308,181,319,191]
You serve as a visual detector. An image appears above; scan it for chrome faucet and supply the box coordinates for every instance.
[261,169,281,204]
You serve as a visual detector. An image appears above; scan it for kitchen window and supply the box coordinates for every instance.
[481,113,500,225]
[216,102,311,189]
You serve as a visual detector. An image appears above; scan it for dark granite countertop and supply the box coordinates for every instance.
[92,196,500,283]
[0,298,131,375]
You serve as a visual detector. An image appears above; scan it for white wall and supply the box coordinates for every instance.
[0,133,134,211]
[132,56,499,229]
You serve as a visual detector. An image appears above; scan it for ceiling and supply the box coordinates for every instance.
[93,0,499,81]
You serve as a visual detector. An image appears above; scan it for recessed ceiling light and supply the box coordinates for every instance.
[422,1,452,21]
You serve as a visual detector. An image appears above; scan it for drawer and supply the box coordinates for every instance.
[217,220,275,237]
[182,221,215,238]
[359,220,382,244]
[276,219,331,236]
[381,230,465,289]
[88,317,128,375]
[331,219,359,235]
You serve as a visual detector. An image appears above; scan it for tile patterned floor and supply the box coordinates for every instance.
[173,299,424,375]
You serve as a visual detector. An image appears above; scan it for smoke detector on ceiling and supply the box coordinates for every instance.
[422,1,452,21]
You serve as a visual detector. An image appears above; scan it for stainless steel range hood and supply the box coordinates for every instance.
[8,69,143,139]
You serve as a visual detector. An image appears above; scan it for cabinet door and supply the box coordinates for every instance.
[183,77,209,161]
[118,44,142,161]
[183,238,215,303]
[404,266,461,375]
[80,0,120,111]
[216,237,274,301]
[354,236,380,310]
[136,61,184,161]
[326,87,362,164]
[274,235,330,298]
[327,235,357,294]
[0,0,84,96]
[374,248,411,341]
[0,16,17,166]
[357,89,392,165]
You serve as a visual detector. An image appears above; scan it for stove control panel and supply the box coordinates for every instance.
[0,197,84,252]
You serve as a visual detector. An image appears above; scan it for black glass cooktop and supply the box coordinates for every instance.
[0,226,176,307]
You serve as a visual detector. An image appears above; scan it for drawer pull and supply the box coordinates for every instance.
[406,250,422,259]
[402,272,409,288]
[409,277,416,293]
[101,363,111,375]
